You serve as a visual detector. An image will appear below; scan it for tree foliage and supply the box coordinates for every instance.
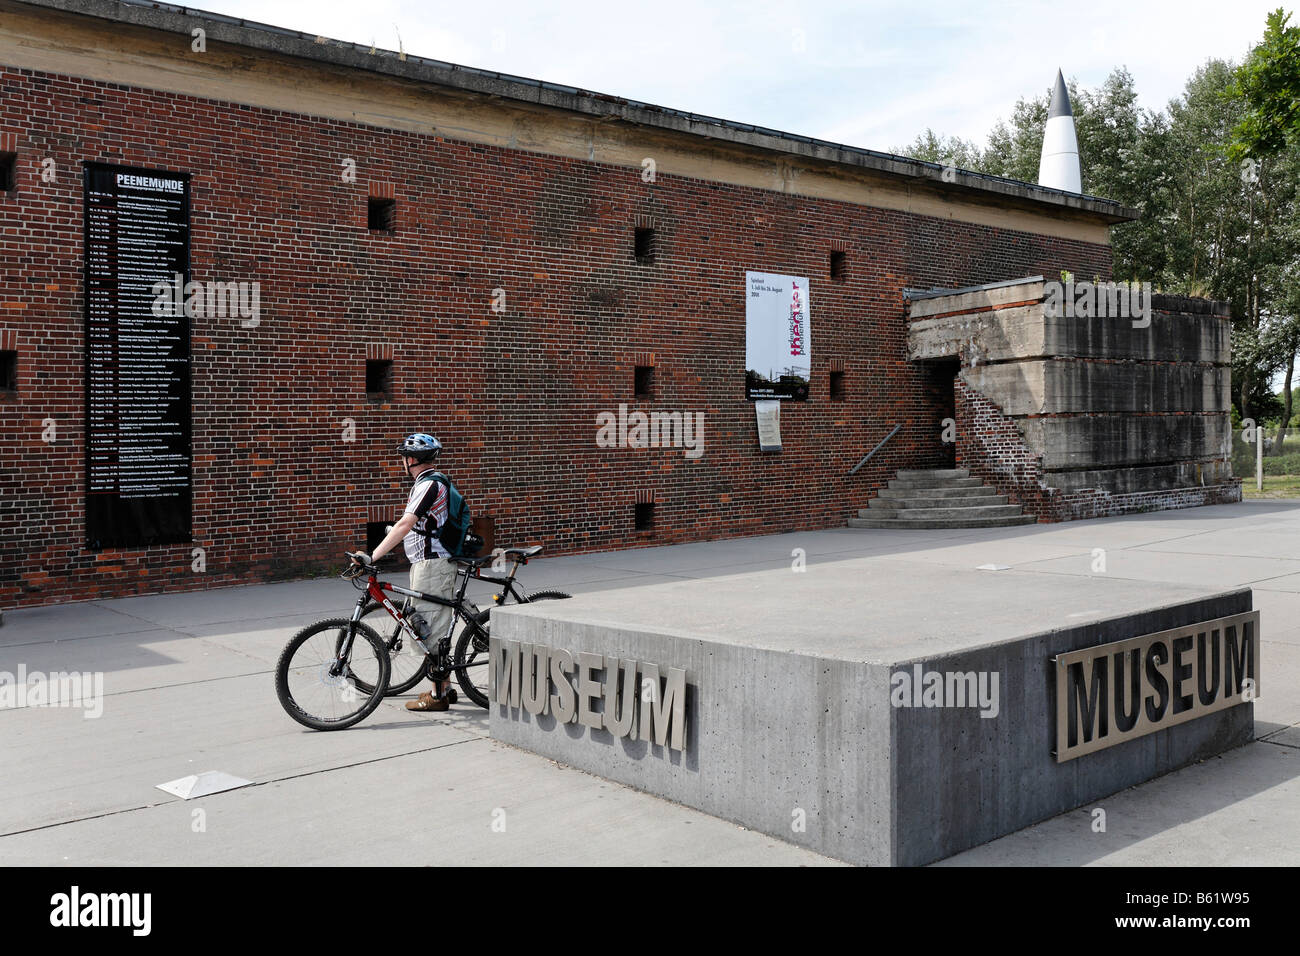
[1228,8,1300,160]
[892,16,1300,431]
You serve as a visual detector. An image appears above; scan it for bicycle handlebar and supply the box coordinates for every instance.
[340,552,375,581]
[340,541,544,582]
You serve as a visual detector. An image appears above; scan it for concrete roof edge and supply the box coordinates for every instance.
[904,275,1047,301]
[12,0,1140,225]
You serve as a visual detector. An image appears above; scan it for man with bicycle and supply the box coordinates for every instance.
[351,433,459,712]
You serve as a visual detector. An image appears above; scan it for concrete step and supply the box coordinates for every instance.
[866,494,1009,511]
[890,504,1025,520]
[848,514,1038,529]
[894,468,970,480]
[888,476,984,490]
[878,485,993,500]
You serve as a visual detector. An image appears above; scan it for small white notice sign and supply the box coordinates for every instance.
[756,400,782,452]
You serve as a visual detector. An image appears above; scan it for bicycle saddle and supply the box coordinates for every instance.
[503,546,543,559]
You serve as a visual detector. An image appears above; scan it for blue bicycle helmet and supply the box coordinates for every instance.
[396,433,442,463]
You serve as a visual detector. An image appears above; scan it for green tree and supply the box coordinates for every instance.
[891,52,1300,432]
[892,129,985,170]
[1158,60,1300,427]
[897,70,1165,282]
[1072,70,1162,283]
[1228,8,1300,449]
[981,93,1048,183]
[1227,8,1300,160]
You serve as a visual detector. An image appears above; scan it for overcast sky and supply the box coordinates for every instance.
[199,0,1287,153]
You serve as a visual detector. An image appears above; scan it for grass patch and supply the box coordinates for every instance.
[1242,474,1300,499]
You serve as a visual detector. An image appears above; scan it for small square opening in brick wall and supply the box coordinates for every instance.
[829,369,845,400]
[634,502,655,531]
[365,521,392,556]
[0,350,16,392]
[830,250,847,281]
[634,365,655,399]
[0,153,16,193]
[634,227,655,264]
[366,359,393,401]
[368,196,396,232]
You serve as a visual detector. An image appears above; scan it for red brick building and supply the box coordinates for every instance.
[0,0,1133,608]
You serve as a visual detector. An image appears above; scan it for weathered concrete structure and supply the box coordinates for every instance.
[905,277,1240,521]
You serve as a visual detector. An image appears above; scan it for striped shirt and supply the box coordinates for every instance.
[403,473,450,562]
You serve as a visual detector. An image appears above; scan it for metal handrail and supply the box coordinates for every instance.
[849,424,903,475]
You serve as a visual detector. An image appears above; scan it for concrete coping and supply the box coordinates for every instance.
[906,277,1233,321]
[906,277,1047,319]
[13,0,1139,225]
[904,275,1046,302]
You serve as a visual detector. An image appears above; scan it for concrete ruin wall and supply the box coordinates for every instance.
[908,278,1242,522]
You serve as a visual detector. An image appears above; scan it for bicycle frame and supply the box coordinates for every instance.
[352,564,476,643]
[332,554,533,674]
[471,560,538,606]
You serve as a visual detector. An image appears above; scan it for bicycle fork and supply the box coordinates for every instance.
[332,585,425,680]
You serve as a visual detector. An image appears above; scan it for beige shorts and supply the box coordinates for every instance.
[408,558,458,643]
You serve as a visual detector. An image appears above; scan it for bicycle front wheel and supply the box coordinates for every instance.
[275,619,390,731]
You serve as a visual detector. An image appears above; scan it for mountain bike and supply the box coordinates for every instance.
[274,542,567,730]
[355,546,570,700]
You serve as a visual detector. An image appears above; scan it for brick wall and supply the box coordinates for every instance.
[0,66,1114,607]
[955,377,1057,518]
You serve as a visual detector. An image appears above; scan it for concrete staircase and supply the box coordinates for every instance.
[848,468,1037,529]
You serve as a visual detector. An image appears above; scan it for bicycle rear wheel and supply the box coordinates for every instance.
[453,610,493,708]
[356,600,430,697]
[452,591,571,709]
[522,590,572,602]
[275,619,390,730]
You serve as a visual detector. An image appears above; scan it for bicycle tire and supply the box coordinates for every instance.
[452,591,572,708]
[453,609,493,709]
[275,618,390,731]
[522,590,572,602]
[355,600,430,697]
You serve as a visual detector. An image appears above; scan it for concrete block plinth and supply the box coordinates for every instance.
[489,558,1257,866]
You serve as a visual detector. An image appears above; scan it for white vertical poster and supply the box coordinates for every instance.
[745,271,811,400]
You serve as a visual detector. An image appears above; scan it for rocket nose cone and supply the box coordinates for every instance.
[1049,70,1073,118]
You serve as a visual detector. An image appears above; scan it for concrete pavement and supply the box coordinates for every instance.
[1,499,1298,865]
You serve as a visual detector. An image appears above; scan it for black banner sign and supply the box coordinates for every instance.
[83,163,192,549]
